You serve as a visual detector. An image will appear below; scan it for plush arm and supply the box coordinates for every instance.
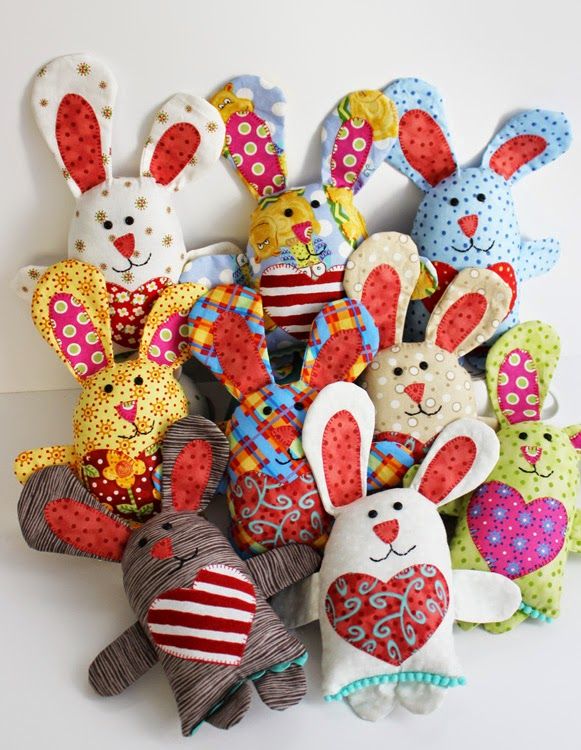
[88,622,158,696]
[11,265,49,301]
[14,445,77,484]
[567,508,581,553]
[246,544,320,599]
[518,238,560,282]
[270,573,320,629]
[453,569,521,623]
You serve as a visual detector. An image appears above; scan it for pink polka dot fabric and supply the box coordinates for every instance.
[497,347,541,424]
[49,293,109,379]
[330,118,373,189]
[147,310,190,366]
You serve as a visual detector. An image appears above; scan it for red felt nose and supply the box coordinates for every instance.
[113,233,135,258]
[458,214,478,238]
[404,382,425,404]
[271,425,298,450]
[151,537,173,559]
[373,519,399,545]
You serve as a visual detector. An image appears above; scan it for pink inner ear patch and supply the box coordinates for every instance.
[171,440,213,511]
[435,293,487,353]
[330,118,373,189]
[309,329,363,390]
[150,123,201,186]
[212,311,271,395]
[322,410,363,508]
[569,431,581,450]
[361,263,401,349]
[419,436,477,504]
[148,311,189,366]
[50,293,108,379]
[44,498,130,560]
[489,135,547,180]
[399,109,456,187]
[497,348,541,424]
[56,93,106,193]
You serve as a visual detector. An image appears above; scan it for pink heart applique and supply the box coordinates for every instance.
[147,565,256,666]
[107,277,172,348]
[325,565,449,666]
[467,481,567,579]
[260,264,344,340]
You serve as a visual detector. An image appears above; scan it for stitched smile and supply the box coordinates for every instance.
[116,420,156,440]
[404,404,442,418]
[451,239,495,255]
[370,544,416,563]
[112,252,152,273]
[172,549,199,572]
[518,465,554,479]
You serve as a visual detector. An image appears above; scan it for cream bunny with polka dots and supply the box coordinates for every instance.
[344,232,512,456]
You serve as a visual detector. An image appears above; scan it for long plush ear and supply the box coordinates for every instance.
[209,75,287,200]
[565,424,581,456]
[321,89,398,194]
[138,282,206,370]
[410,419,499,507]
[425,267,512,357]
[300,298,379,389]
[343,232,420,350]
[486,321,560,427]
[140,94,225,192]
[189,284,274,402]
[160,416,229,513]
[481,110,571,185]
[18,465,131,561]
[32,54,117,197]
[31,260,114,383]
[302,383,374,516]
[382,77,457,192]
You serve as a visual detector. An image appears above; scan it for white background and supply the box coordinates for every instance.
[1,1,580,748]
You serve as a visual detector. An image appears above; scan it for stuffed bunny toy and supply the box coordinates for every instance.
[301,382,521,719]
[206,76,420,351]
[17,415,320,735]
[447,321,581,632]
[189,284,416,556]
[381,77,571,353]
[343,232,512,460]
[13,259,207,524]
[13,53,238,349]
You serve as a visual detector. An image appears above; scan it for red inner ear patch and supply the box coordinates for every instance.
[150,122,201,186]
[435,293,487,352]
[56,94,106,193]
[322,410,363,508]
[213,311,271,395]
[361,263,401,349]
[309,329,363,389]
[171,440,213,512]
[44,498,130,560]
[418,436,477,504]
[489,135,547,179]
[399,110,456,187]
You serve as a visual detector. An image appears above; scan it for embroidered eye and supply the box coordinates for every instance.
[125,216,134,225]
[134,376,144,386]
[104,384,113,393]
[137,537,148,548]
[103,220,113,230]
[368,510,378,519]
[519,432,528,440]
[162,522,173,530]
[310,199,321,208]
[393,501,403,511]
[263,406,273,416]
[393,367,403,376]
[419,361,429,370]
[295,403,305,411]
[476,193,486,202]
[284,208,294,217]
[449,198,459,207]
[543,433,553,442]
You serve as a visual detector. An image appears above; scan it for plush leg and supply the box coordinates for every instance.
[89,622,158,696]
[482,608,529,634]
[254,664,306,710]
[396,683,447,715]
[206,681,253,729]
[346,684,397,721]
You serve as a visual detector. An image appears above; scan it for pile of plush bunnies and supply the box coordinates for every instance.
[13,54,581,735]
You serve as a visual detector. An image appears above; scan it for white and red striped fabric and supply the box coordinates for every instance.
[260,264,345,339]
[147,565,256,666]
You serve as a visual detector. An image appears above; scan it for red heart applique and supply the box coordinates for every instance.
[107,277,172,348]
[147,565,256,666]
[229,471,331,553]
[422,261,517,314]
[260,264,344,340]
[325,565,449,665]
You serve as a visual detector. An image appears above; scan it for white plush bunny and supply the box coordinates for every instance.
[301,382,521,719]
[13,53,238,350]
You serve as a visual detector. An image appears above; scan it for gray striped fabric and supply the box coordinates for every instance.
[205,682,253,729]
[246,544,321,599]
[89,621,158,696]
[254,664,307,710]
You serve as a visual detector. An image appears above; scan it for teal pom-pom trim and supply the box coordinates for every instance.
[324,671,467,702]
[519,601,553,623]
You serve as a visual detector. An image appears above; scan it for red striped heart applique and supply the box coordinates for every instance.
[147,565,256,666]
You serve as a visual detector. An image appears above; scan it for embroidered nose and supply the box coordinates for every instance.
[271,425,299,451]
[115,400,137,424]
[292,221,313,244]
[151,538,173,559]
[403,382,425,404]
[373,519,400,545]
[458,214,478,238]
[521,445,542,465]
[113,233,135,258]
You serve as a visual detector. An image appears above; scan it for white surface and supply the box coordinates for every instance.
[1,359,581,748]
[1,0,580,393]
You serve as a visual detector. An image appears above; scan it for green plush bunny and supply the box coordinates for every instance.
[448,321,581,632]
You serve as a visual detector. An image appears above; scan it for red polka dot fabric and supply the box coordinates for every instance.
[418,436,477,504]
[322,410,363,508]
[55,93,106,193]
